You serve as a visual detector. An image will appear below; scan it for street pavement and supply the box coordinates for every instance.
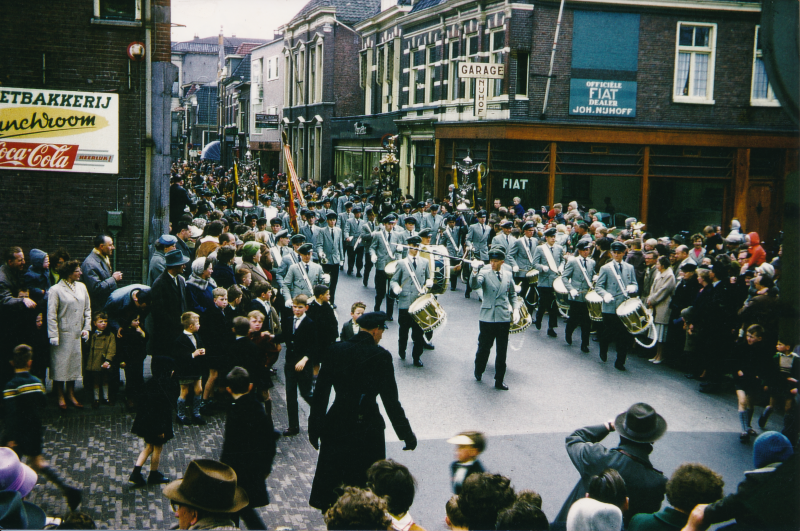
[26,268,782,529]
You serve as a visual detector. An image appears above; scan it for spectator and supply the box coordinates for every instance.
[185,257,216,314]
[169,175,193,227]
[150,250,190,357]
[586,469,628,515]
[163,459,248,530]
[646,256,676,364]
[496,499,549,530]
[102,284,151,333]
[745,232,766,268]
[81,234,122,312]
[174,221,195,262]
[447,432,486,495]
[367,459,423,531]
[459,473,516,530]
[21,249,50,304]
[566,498,622,531]
[148,235,178,286]
[47,259,91,410]
[47,247,71,287]
[445,495,468,531]
[0,490,46,530]
[0,247,37,386]
[238,242,270,286]
[324,486,391,531]
[512,197,525,219]
[211,246,237,289]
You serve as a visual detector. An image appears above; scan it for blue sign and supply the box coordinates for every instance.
[569,79,637,117]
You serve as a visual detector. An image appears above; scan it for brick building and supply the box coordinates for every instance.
[0,0,176,282]
[351,0,798,241]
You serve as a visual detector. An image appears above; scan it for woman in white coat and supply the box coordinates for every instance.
[47,260,91,410]
[646,255,676,364]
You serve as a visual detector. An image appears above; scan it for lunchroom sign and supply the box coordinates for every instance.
[569,79,636,117]
[0,87,119,173]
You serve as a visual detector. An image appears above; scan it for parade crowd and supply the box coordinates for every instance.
[0,158,797,530]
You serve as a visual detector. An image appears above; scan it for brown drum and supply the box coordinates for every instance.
[509,304,532,334]
[525,269,539,287]
[408,293,447,332]
[616,298,651,335]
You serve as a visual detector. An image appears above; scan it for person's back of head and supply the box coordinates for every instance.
[366,459,416,516]
[446,495,469,530]
[514,490,542,509]
[57,510,97,529]
[325,487,391,530]
[664,463,724,514]
[586,469,627,513]
[459,473,516,530]
[566,498,622,531]
[496,501,549,531]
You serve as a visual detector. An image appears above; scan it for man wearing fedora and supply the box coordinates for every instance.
[164,459,249,529]
[553,403,668,528]
[151,250,190,358]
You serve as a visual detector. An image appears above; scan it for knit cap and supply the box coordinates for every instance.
[242,241,261,259]
[753,431,794,469]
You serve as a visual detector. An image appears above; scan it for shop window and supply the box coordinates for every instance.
[648,179,725,236]
[515,52,529,97]
[751,26,780,106]
[94,0,140,21]
[673,22,716,104]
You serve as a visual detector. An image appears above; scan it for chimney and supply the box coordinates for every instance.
[218,26,225,81]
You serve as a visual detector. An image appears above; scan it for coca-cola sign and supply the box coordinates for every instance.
[0,142,79,170]
[0,87,118,173]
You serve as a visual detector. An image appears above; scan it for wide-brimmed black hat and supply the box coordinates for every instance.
[163,460,249,513]
[164,250,190,268]
[615,403,667,443]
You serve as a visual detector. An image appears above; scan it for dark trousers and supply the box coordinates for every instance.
[450,270,459,290]
[474,321,511,383]
[236,507,267,530]
[363,254,374,287]
[347,246,364,274]
[565,301,591,347]
[600,313,632,366]
[374,269,394,315]
[535,286,559,330]
[322,264,340,303]
[284,362,312,429]
[516,277,536,311]
[398,309,424,361]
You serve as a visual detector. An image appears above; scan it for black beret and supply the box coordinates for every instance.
[297,243,313,255]
[610,241,627,252]
[356,311,388,330]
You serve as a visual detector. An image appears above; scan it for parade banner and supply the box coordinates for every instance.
[0,87,119,173]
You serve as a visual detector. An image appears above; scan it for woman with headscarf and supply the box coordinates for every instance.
[185,257,216,313]
[47,260,92,410]
[237,241,270,285]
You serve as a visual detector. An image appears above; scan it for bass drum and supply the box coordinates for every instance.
[585,290,604,322]
[509,304,532,334]
[616,297,651,335]
[428,245,450,295]
[384,260,399,279]
[409,293,448,333]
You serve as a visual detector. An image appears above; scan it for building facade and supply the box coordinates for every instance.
[250,36,285,176]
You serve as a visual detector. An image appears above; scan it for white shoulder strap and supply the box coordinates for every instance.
[297,262,315,293]
[379,230,395,259]
[541,244,558,271]
[402,258,425,294]
[576,258,592,286]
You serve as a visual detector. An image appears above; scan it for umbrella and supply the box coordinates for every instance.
[201,140,221,161]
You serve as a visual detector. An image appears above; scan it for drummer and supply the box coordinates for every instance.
[399,217,419,258]
[594,241,639,371]
[562,240,596,353]
[442,215,463,292]
[469,247,521,391]
[509,221,539,312]
[369,214,400,320]
[532,227,566,337]
[390,236,434,367]
[417,229,438,350]
[464,210,491,300]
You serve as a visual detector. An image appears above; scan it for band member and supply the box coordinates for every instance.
[469,247,521,391]
[316,213,345,308]
[509,221,538,310]
[300,211,320,262]
[269,229,290,288]
[390,237,433,367]
[465,210,491,299]
[369,215,400,319]
[562,240,596,353]
[416,229,438,349]
[594,241,639,371]
[344,206,367,277]
[442,215,463,291]
[337,201,354,230]
[399,218,418,258]
[491,220,515,255]
[532,227,565,336]
[361,208,378,287]
[280,244,326,305]
[397,203,413,227]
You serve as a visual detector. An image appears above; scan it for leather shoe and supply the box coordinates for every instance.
[494,382,509,391]
[474,370,482,382]
[356,273,363,278]
[534,321,542,330]
[413,359,424,367]
[599,351,607,362]
[581,345,590,353]
[547,329,557,338]
[614,363,626,371]
[565,336,573,345]
[465,293,471,299]
[423,342,435,350]
[192,416,207,426]
[283,427,300,436]
[399,351,406,360]
[386,316,394,322]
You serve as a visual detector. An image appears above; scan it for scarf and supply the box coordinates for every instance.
[186,257,217,291]
[92,248,111,270]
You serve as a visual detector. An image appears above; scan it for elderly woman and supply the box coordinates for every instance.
[185,257,216,313]
[647,256,677,364]
[237,241,270,285]
[47,259,92,410]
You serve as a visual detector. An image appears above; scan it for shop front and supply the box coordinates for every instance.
[330,113,401,191]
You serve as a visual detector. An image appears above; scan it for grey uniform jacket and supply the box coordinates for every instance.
[300,223,320,261]
[276,249,301,287]
[508,236,538,276]
[491,233,515,257]
[442,227,462,257]
[470,266,520,323]
[369,229,400,270]
[594,260,638,314]
[344,218,367,248]
[562,256,596,303]
[397,230,417,258]
[390,257,431,310]
[337,211,353,229]
[532,243,565,288]
[336,195,351,214]
[466,223,491,261]
[281,261,325,301]
[316,226,345,265]
[360,220,377,248]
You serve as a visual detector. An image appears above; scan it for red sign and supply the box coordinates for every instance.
[0,141,79,170]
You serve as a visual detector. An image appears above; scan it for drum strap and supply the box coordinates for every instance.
[610,263,630,299]
[445,228,459,255]
[576,258,592,287]
[380,230,396,260]
[541,244,559,272]
[402,258,425,295]
[523,238,534,265]
[298,262,315,294]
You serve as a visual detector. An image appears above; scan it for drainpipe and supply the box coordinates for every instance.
[143,0,153,282]
[540,0,566,119]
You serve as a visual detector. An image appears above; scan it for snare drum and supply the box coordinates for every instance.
[525,269,539,287]
[616,297,651,335]
[585,290,604,322]
[384,260,399,279]
[429,245,450,295]
[509,304,532,334]
[409,293,448,333]
[553,276,570,311]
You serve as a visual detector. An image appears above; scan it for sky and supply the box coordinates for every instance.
[171,0,303,43]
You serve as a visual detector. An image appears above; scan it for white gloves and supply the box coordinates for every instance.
[471,260,483,270]
[392,284,402,295]
[397,244,404,251]
[49,338,59,346]
[286,300,293,308]
[513,308,520,323]
[424,279,434,288]
[322,274,331,284]
[570,289,578,298]
[514,283,522,294]
[340,261,344,267]
[542,266,550,273]
[603,294,613,304]
[81,330,89,341]
[626,285,637,294]
[371,254,377,264]
[512,265,519,273]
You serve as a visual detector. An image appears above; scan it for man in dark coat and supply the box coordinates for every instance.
[308,312,417,511]
[169,175,193,226]
[553,403,668,528]
[150,251,190,358]
[81,235,123,312]
[220,367,276,531]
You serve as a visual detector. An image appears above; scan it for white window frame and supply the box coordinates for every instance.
[750,26,780,107]
[448,40,460,102]
[425,46,436,104]
[672,22,717,105]
[464,34,479,100]
[490,28,506,98]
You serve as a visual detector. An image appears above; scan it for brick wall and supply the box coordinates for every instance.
[0,0,172,284]
[333,25,364,117]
